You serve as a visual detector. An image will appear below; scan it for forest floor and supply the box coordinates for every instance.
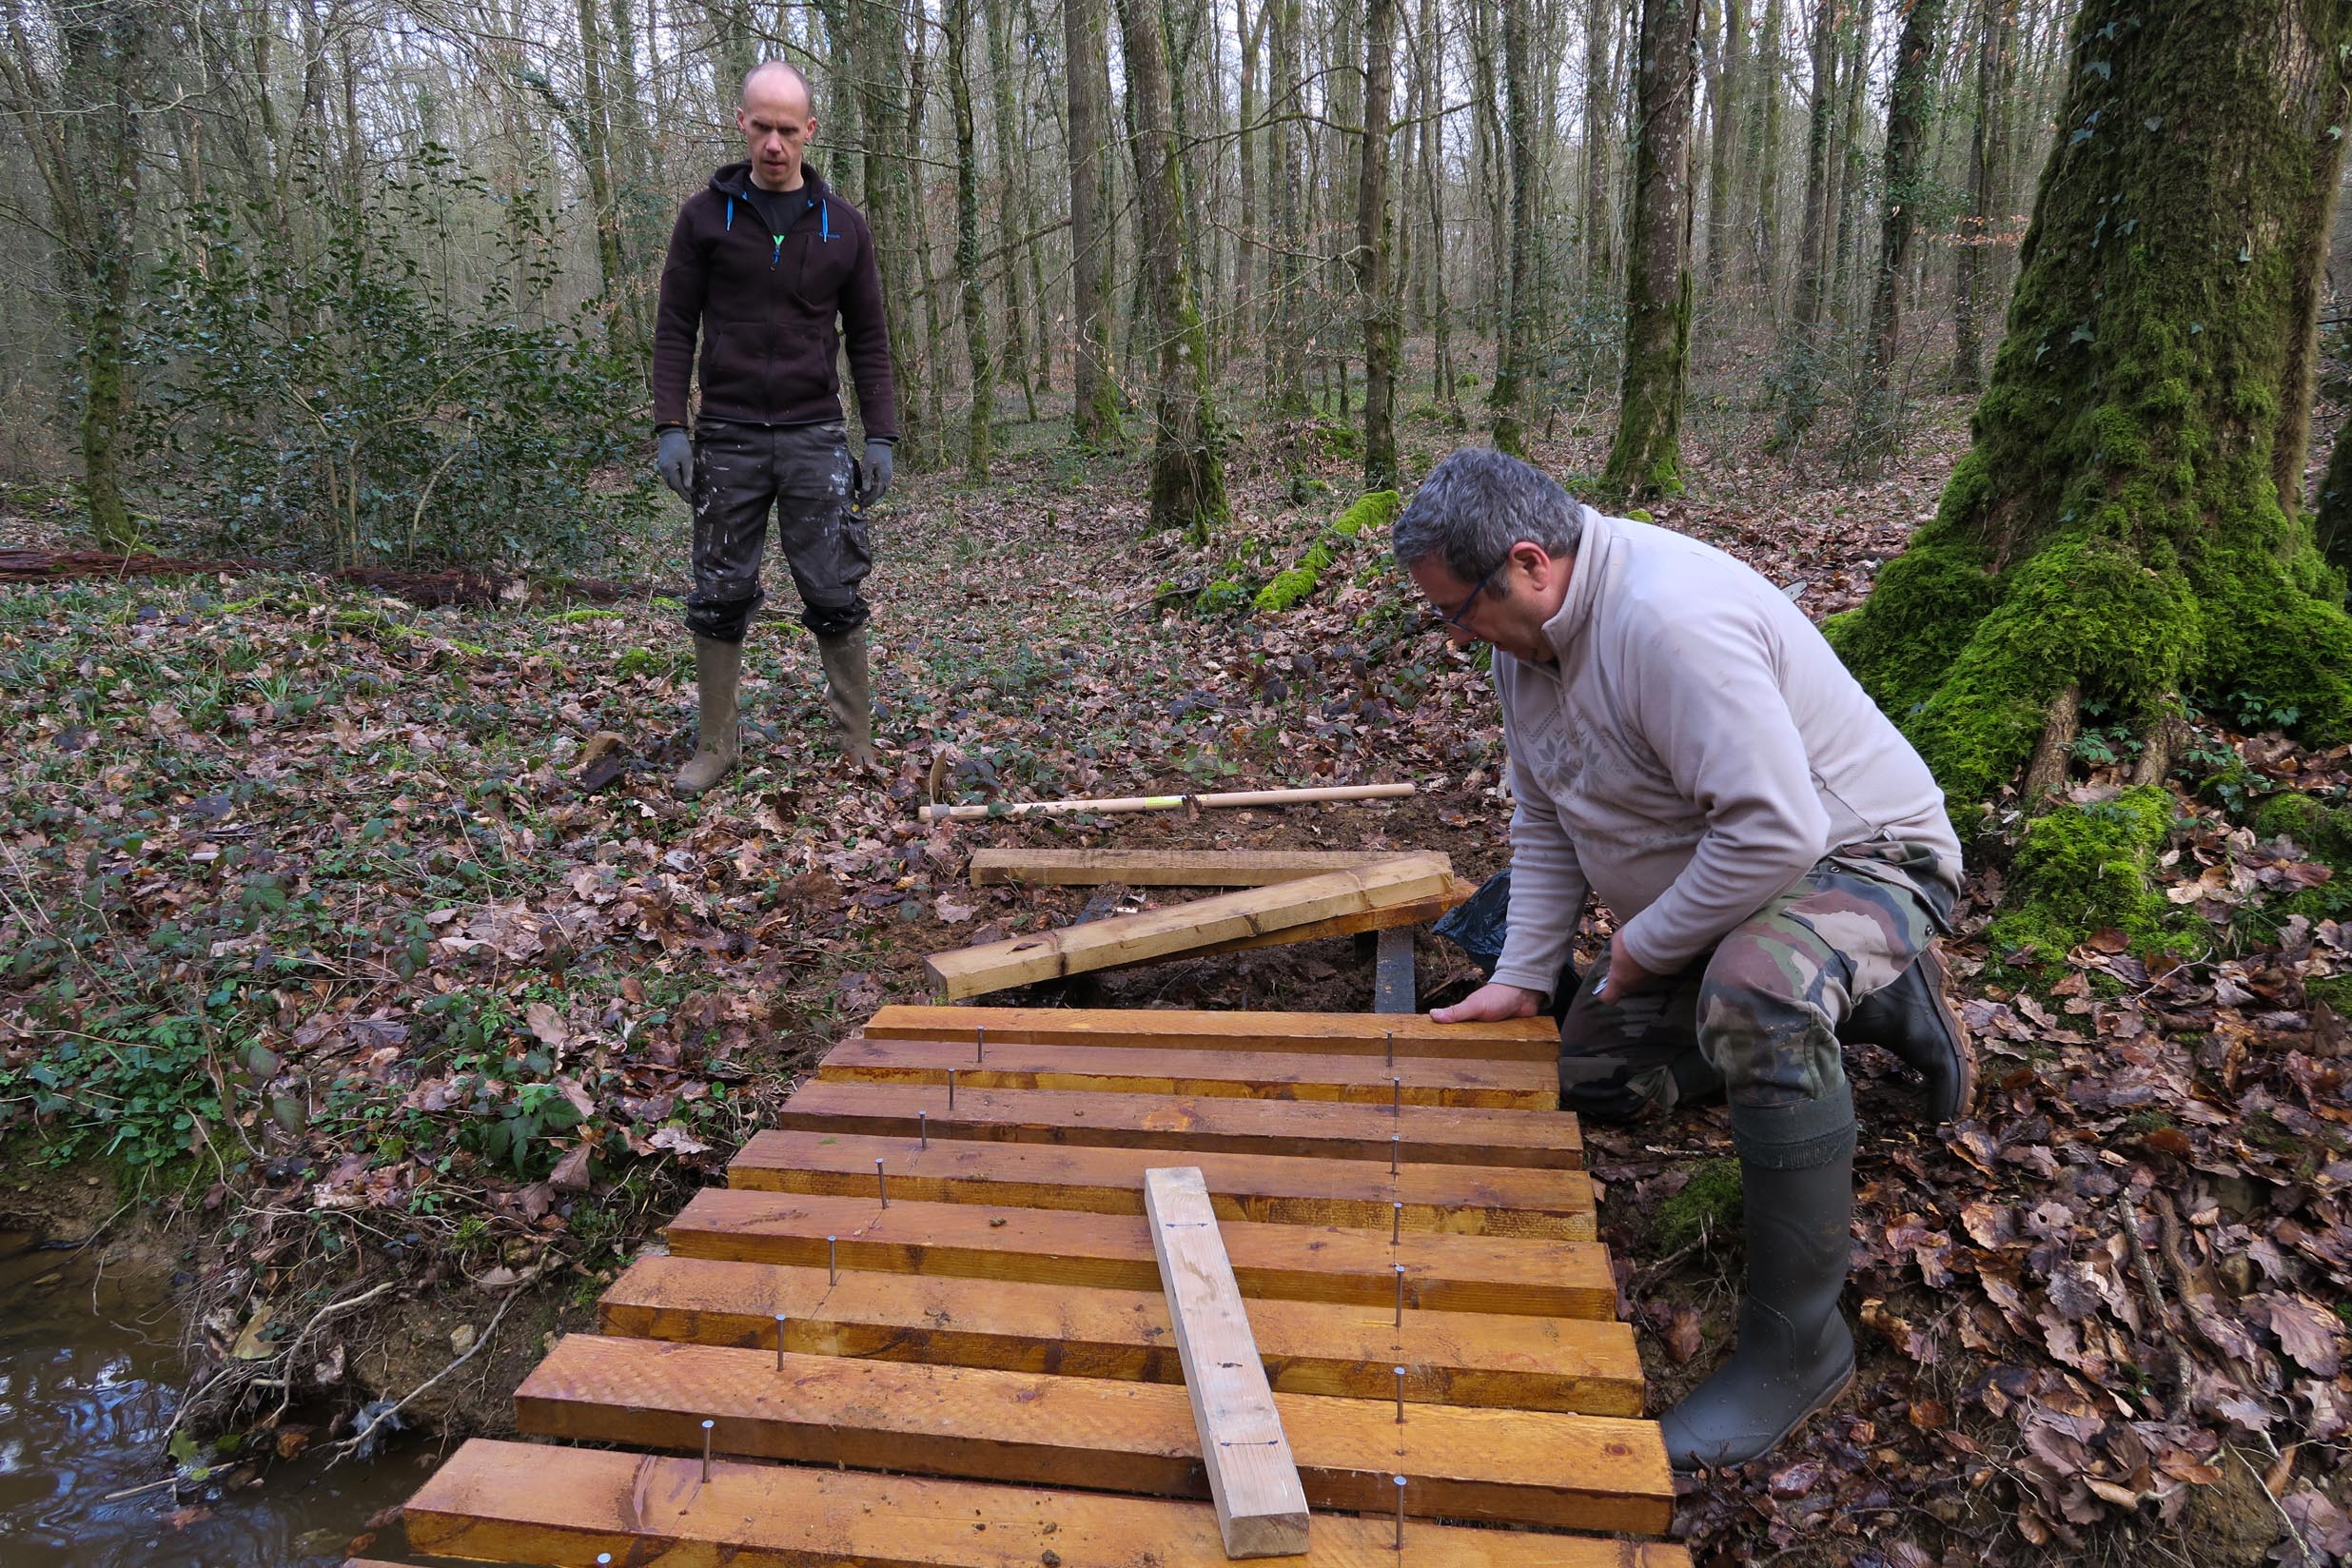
[1,391,2348,1565]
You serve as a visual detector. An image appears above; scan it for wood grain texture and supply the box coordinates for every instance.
[773,1079,1583,1169]
[727,1130,1597,1240]
[512,1334,1676,1533]
[598,1254,1645,1414]
[1156,890,1465,960]
[402,1439,1695,1567]
[664,1188,1618,1318]
[816,1035,1558,1109]
[863,1005,1561,1061]
[969,848,1426,887]
[923,856,1455,999]
[1143,1166,1310,1557]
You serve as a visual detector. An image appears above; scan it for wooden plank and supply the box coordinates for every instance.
[1143,1166,1310,1557]
[514,1335,1676,1534]
[817,1035,1558,1109]
[598,1254,1645,1415]
[1375,925,1416,1012]
[728,1130,1596,1240]
[402,1439,1695,1568]
[864,1005,1561,1062]
[665,1188,1617,1319]
[924,855,1456,1000]
[774,1080,1582,1170]
[1178,889,1465,961]
[970,847,1423,887]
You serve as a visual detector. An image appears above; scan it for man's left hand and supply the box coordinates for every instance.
[1596,943,1660,1005]
[858,439,894,507]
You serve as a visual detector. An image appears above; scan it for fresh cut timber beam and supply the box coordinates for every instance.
[816,1035,1559,1109]
[728,1130,1597,1240]
[863,1004,1562,1062]
[968,847,1431,887]
[513,1333,1676,1534]
[1171,890,1466,960]
[598,1253,1646,1415]
[919,781,1417,823]
[665,1188,1618,1319]
[773,1080,1583,1169]
[1143,1166,1310,1557]
[402,1439,1697,1567]
[923,854,1454,1000]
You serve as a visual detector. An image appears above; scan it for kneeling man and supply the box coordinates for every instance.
[1398,449,1975,1472]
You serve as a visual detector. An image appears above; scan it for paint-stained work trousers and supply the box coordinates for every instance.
[686,419,871,643]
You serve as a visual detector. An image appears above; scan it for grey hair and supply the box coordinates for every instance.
[1391,447,1585,583]
[742,60,817,116]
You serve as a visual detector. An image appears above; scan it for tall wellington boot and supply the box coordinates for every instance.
[1660,1091,1858,1473]
[672,636,742,797]
[816,628,875,769]
[1842,943,1977,1122]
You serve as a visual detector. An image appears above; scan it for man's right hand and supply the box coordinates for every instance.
[656,428,693,500]
[1430,981,1544,1025]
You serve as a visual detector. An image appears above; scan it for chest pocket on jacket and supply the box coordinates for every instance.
[793,226,854,312]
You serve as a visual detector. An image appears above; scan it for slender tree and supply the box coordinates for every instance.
[1600,0,1698,498]
[1865,0,1945,387]
[1064,0,1121,444]
[1829,0,2352,806]
[1745,0,1785,296]
[1357,0,1400,487]
[1268,0,1310,415]
[1489,0,1536,453]
[984,0,1038,421]
[1114,0,1229,539]
[1949,0,2012,392]
[945,0,993,476]
[1702,0,1744,288]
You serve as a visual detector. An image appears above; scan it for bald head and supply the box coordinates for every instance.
[737,60,817,191]
[742,60,814,117]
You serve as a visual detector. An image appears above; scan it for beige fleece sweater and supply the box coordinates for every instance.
[1489,507,1962,996]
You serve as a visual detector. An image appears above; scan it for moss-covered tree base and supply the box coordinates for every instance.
[1980,785,2198,972]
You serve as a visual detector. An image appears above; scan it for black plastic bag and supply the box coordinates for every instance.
[1432,869,1578,1019]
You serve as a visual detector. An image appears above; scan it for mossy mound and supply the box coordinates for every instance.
[1252,490,1400,615]
[1653,1157,1743,1253]
[1983,785,2199,970]
[2250,792,2352,868]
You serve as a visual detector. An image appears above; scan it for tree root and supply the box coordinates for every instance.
[2019,684,2081,809]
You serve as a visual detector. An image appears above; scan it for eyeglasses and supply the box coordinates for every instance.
[1430,566,1499,633]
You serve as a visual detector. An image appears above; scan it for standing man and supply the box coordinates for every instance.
[653,60,897,795]
[1397,449,1976,1473]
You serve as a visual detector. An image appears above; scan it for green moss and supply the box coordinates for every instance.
[1654,1158,1743,1253]
[614,646,665,678]
[2250,792,2352,867]
[1252,490,1399,614]
[1331,488,1401,539]
[544,607,622,624]
[1984,786,2196,970]
[2307,973,2352,1014]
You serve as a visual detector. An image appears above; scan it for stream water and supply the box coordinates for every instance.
[0,1229,429,1568]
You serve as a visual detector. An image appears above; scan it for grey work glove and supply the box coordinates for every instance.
[857,439,894,508]
[655,427,693,501]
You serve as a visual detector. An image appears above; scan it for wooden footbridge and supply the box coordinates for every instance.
[351,1004,1685,1567]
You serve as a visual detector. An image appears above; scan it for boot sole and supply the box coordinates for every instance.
[1667,1358,1857,1476]
[1917,945,1978,1121]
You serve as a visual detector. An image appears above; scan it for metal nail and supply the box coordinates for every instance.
[775,1313,788,1372]
[1392,1201,1402,1246]
[948,1066,956,1111]
[1394,1475,1407,1548]
[976,1026,985,1064]
[1394,1263,1405,1327]
[919,1110,928,1149]
[1386,1029,1395,1070]
[1391,1132,1401,1174]
[701,1417,715,1481]
[1394,1366,1405,1422]
[1392,1076,1401,1117]
[827,1234,837,1284]
[875,1158,888,1206]
[598,1557,614,1566]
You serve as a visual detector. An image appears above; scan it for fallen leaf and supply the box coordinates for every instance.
[550,1142,594,1191]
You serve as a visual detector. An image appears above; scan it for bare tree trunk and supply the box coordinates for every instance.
[1829,0,1871,323]
[909,27,951,462]
[983,0,1038,421]
[1746,0,1784,298]
[945,0,992,476]
[1418,0,1459,411]
[1115,0,1229,539]
[1064,0,1120,443]
[855,0,925,462]
[1490,0,1536,453]
[1702,0,1743,288]
[1580,0,1615,293]
[1949,0,2007,392]
[1867,0,1943,384]
[1600,0,1698,499]
[1269,0,1309,414]
[1237,0,1263,360]
[1357,0,1399,488]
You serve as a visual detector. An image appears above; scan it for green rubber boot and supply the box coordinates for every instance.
[673,636,741,797]
[816,628,875,770]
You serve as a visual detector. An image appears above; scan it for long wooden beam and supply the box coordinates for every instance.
[924,855,1455,999]
[598,1254,1644,1415]
[969,847,1422,887]
[864,1005,1561,1062]
[772,1080,1583,1170]
[402,1440,1695,1567]
[1144,1166,1309,1557]
[817,1035,1559,1109]
[728,1130,1597,1240]
[513,1335,1676,1534]
[664,1188,1617,1319]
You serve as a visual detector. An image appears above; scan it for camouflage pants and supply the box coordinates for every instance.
[1559,856,1945,1118]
